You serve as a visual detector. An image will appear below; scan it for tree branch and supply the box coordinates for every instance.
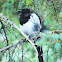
[0,19,8,46]
[51,30,62,33]
[0,39,25,52]
[52,0,58,22]
[0,19,11,61]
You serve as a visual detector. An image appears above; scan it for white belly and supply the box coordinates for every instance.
[20,21,34,35]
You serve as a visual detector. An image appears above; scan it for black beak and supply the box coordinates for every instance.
[18,10,22,13]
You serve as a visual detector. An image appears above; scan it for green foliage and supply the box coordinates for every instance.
[36,31,62,61]
[26,0,33,5]
[0,0,62,62]
[1,42,36,62]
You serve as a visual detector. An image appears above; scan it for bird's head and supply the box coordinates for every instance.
[18,8,33,14]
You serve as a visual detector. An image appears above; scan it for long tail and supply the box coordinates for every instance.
[35,45,44,62]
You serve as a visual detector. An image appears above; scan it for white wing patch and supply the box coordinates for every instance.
[30,13,41,29]
[30,13,40,25]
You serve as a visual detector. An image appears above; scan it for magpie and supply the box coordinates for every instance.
[18,8,41,36]
[18,8,44,62]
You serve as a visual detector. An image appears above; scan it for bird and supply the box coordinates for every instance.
[18,8,41,37]
[18,8,44,62]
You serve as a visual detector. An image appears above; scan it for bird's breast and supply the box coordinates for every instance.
[19,13,41,36]
[20,21,34,35]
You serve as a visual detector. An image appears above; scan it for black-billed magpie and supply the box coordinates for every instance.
[18,8,43,62]
[18,8,42,36]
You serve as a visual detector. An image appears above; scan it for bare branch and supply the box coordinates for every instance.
[51,30,62,33]
[52,0,58,22]
[47,48,49,62]
[0,39,25,52]
[0,19,8,46]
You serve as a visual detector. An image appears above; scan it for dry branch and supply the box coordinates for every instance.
[0,39,25,52]
[0,20,8,46]
[51,30,62,33]
[0,19,11,61]
[52,0,58,22]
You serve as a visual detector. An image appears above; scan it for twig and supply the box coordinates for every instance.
[47,48,49,62]
[52,0,58,22]
[22,41,24,62]
[51,30,62,33]
[0,19,11,61]
[0,39,25,52]
[42,8,54,21]
[33,0,35,9]
[0,19,8,46]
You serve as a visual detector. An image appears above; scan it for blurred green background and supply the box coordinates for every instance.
[0,0,62,62]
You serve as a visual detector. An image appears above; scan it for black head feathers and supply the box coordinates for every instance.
[18,8,34,14]
[18,8,41,25]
